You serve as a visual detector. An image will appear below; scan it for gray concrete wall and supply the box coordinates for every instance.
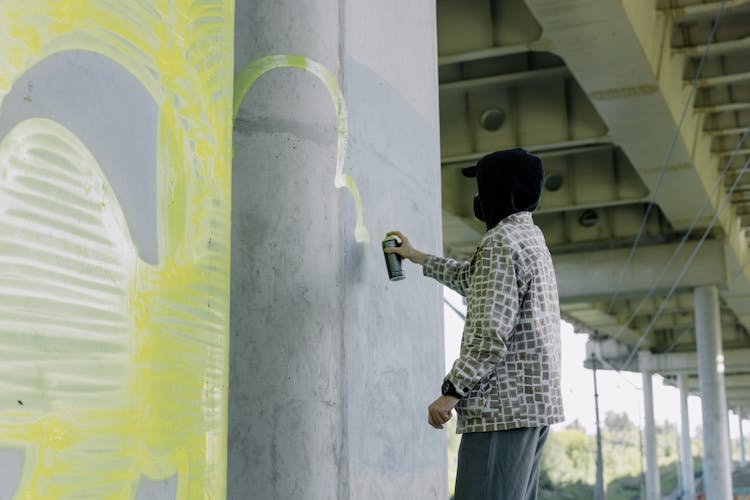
[229,1,446,498]
[0,49,168,500]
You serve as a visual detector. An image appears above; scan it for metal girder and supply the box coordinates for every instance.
[717,148,750,157]
[660,0,750,23]
[674,373,750,391]
[607,294,695,319]
[438,44,532,66]
[441,138,612,168]
[517,0,750,340]
[439,66,568,93]
[705,126,750,137]
[724,387,750,400]
[696,102,750,113]
[697,71,750,88]
[676,36,750,57]
[638,348,750,374]
[561,305,642,345]
[553,240,726,302]
[435,0,750,371]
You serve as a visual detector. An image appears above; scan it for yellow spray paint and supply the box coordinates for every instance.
[1,3,370,499]
[0,1,234,498]
[234,54,370,243]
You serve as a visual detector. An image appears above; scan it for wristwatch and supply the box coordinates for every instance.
[441,379,463,399]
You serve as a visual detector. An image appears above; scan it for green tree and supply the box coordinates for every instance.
[541,424,595,484]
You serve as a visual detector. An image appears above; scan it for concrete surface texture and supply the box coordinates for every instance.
[229,0,447,499]
[0,1,235,497]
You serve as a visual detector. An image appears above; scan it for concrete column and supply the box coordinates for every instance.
[730,410,737,473]
[740,408,747,467]
[678,374,695,497]
[642,370,660,500]
[229,1,445,499]
[694,285,733,499]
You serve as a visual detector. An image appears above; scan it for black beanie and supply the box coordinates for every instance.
[462,148,544,231]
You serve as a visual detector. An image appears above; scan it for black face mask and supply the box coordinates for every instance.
[472,149,544,231]
[473,194,485,222]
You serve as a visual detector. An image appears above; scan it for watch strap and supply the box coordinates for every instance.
[442,379,463,399]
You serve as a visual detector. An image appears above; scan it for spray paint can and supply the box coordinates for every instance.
[382,235,405,281]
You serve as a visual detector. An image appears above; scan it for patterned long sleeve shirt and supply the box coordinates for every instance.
[423,212,564,433]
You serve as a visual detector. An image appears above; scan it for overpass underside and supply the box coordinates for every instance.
[437,0,750,497]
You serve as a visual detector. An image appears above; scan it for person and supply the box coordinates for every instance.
[385,148,563,500]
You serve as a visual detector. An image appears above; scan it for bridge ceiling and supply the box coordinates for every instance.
[436,0,750,413]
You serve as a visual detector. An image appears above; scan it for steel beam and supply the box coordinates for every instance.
[554,240,726,302]
[441,138,612,167]
[638,349,750,374]
[438,43,531,66]
[676,36,750,57]
[439,66,568,93]
[696,102,750,113]
[679,374,750,391]
[697,71,750,88]
[661,0,750,22]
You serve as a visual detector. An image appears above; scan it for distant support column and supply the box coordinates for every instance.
[694,285,733,499]
[740,408,747,467]
[678,374,695,497]
[642,369,660,500]
[730,409,737,472]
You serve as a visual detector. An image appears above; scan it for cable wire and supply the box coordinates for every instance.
[606,0,728,315]
[618,150,750,370]
[609,127,750,342]
[443,297,466,321]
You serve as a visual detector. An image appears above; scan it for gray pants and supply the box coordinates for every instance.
[454,426,549,500]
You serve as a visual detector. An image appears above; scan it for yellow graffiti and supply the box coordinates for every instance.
[234,54,370,243]
[0,0,233,498]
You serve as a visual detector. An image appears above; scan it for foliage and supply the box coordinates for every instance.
[607,458,703,499]
[539,478,593,499]
[538,411,702,499]
[541,425,596,484]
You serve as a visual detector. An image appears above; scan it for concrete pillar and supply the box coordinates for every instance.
[642,370,660,500]
[678,374,695,497]
[740,408,747,467]
[229,1,445,499]
[694,285,734,499]
[731,409,737,473]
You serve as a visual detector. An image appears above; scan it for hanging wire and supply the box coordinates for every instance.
[609,127,750,342]
[606,0,729,315]
[618,151,750,370]
[592,350,642,391]
[443,297,466,321]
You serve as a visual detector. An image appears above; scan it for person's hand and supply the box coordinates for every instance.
[428,395,459,429]
[384,230,428,264]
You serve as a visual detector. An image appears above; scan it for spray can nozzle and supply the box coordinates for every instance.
[382,235,405,281]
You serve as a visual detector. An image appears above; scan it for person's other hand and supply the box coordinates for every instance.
[385,230,427,264]
[428,395,459,429]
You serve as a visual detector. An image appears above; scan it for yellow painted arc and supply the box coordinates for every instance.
[234,54,370,243]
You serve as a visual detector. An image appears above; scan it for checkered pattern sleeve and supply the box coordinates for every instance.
[446,241,518,396]
[422,255,472,296]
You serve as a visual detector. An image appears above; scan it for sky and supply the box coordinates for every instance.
[442,287,746,441]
